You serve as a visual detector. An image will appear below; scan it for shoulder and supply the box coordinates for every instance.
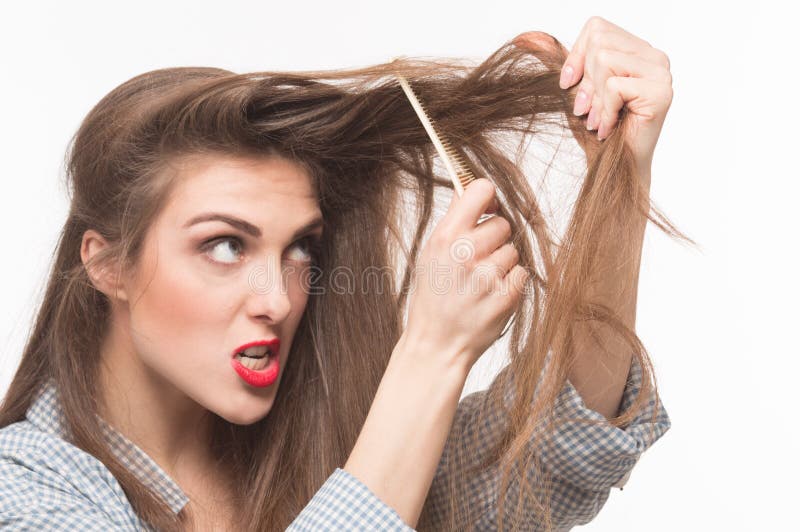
[0,418,112,492]
[0,421,140,530]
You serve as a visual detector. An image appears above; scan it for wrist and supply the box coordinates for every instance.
[391,330,472,386]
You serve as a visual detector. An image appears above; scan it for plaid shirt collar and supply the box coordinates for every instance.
[26,379,190,515]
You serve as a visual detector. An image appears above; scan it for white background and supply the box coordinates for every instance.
[1,2,796,530]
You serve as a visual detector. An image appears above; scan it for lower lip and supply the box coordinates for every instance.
[230,354,280,387]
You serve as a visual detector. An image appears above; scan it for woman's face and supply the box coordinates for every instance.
[118,154,323,425]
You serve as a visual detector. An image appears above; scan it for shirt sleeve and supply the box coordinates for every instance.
[420,353,671,531]
[287,467,414,531]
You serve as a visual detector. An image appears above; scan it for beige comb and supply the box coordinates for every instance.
[395,75,480,199]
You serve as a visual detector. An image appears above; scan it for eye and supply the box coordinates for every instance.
[286,235,322,264]
[202,236,244,265]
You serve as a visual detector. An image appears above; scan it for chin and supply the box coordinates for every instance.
[213,396,276,426]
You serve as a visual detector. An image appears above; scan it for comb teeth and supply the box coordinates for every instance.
[442,141,477,190]
[395,75,477,196]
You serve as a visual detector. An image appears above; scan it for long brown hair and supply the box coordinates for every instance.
[0,35,692,531]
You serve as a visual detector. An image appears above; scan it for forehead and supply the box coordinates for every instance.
[160,154,320,221]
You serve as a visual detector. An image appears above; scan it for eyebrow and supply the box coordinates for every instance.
[183,213,324,240]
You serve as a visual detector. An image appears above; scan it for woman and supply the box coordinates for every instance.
[0,18,684,531]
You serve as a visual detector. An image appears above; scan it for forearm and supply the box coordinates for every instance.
[568,169,651,421]
[343,333,469,528]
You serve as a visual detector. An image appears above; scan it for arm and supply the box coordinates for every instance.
[514,20,671,421]
[287,355,670,532]
[288,333,469,530]
[342,333,468,527]
[420,351,670,531]
[569,170,651,421]
[292,179,524,530]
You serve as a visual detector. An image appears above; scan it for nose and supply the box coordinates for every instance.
[245,256,292,324]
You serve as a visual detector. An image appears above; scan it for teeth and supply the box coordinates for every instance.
[242,345,270,358]
[237,354,270,371]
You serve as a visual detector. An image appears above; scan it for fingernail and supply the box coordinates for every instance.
[586,107,598,130]
[597,122,607,140]
[573,90,589,116]
[559,65,573,89]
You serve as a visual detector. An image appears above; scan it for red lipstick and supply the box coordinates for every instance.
[230,338,281,388]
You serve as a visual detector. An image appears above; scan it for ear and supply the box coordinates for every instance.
[80,229,129,302]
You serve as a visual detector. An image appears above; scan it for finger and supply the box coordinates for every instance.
[559,18,597,89]
[587,48,671,88]
[478,242,519,281]
[443,178,498,231]
[583,29,669,69]
[585,50,670,129]
[596,76,669,140]
[587,92,602,131]
[560,16,660,90]
[572,76,596,116]
[498,263,530,303]
[485,195,499,215]
[470,215,512,259]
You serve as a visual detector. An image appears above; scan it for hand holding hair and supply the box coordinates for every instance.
[514,16,673,175]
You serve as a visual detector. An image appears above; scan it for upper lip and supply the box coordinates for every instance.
[232,338,280,358]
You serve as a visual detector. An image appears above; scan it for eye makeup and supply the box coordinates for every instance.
[198,233,323,267]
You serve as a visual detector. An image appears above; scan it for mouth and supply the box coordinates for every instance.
[230,338,281,387]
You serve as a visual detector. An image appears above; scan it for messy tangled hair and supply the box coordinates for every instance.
[0,35,690,531]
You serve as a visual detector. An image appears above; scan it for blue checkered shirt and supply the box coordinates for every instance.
[0,355,669,530]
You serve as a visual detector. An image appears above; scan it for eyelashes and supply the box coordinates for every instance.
[200,234,322,266]
[295,235,324,264]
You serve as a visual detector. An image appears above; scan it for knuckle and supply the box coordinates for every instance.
[664,85,674,105]
[589,30,610,51]
[431,228,452,250]
[488,261,505,280]
[514,265,531,289]
[659,50,671,70]
[595,48,611,65]
[588,16,606,30]
[586,31,598,50]
[505,266,526,298]
[481,178,497,196]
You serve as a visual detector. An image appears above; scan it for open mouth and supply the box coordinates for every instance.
[230,338,281,388]
[234,345,274,371]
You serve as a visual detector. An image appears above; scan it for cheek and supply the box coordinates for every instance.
[128,251,239,367]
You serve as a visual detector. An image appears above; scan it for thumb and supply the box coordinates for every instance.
[445,178,498,229]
